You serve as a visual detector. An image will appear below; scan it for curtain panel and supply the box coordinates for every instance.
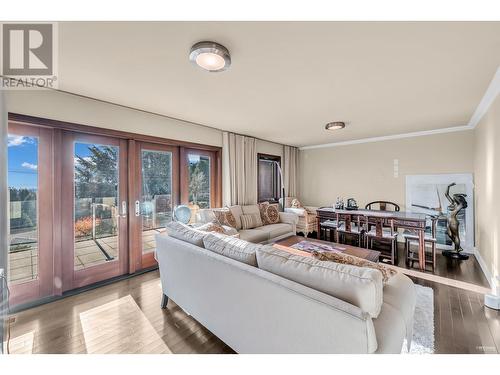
[283,145,299,198]
[222,132,257,206]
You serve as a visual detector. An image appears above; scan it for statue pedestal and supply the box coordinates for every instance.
[442,250,470,260]
[485,294,500,310]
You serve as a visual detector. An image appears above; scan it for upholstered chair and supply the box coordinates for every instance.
[280,197,318,237]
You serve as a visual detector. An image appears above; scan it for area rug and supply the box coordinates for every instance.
[401,284,435,354]
[290,240,346,253]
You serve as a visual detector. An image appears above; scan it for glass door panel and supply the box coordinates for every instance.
[187,153,211,209]
[180,148,217,210]
[8,135,39,284]
[140,149,172,254]
[73,143,120,270]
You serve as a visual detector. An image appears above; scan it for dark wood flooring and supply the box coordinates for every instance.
[6,243,500,354]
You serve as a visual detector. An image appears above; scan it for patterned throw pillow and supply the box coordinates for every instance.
[240,213,263,229]
[291,198,302,208]
[259,202,280,225]
[311,250,397,283]
[196,222,226,234]
[212,209,237,228]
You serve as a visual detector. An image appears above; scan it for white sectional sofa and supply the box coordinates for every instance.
[197,204,299,244]
[155,224,416,354]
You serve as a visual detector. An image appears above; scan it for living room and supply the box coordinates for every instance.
[1,1,500,372]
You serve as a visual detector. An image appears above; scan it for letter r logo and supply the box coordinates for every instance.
[2,24,53,75]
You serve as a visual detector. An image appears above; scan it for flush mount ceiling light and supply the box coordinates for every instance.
[325,122,346,131]
[189,41,231,72]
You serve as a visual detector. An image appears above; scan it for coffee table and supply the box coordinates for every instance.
[273,235,381,263]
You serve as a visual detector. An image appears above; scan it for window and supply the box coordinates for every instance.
[258,154,282,203]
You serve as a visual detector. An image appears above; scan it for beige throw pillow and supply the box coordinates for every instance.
[240,213,263,229]
[311,251,397,283]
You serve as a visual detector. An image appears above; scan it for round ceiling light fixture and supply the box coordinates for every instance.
[189,41,231,72]
[325,122,346,131]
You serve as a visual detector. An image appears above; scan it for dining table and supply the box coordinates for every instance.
[316,207,429,271]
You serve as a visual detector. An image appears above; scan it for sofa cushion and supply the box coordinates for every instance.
[242,204,261,216]
[228,205,243,229]
[238,229,269,243]
[241,213,263,229]
[255,223,292,239]
[165,221,206,247]
[256,246,384,318]
[203,233,266,266]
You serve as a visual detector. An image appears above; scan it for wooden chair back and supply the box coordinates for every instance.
[365,201,400,212]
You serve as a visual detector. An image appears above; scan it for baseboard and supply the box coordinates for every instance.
[472,247,493,289]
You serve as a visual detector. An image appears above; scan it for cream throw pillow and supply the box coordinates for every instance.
[240,213,263,229]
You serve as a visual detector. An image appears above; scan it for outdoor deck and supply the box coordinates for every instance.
[9,229,163,284]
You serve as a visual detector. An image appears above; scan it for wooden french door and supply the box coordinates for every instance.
[129,141,179,271]
[61,132,129,291]
[7,122,54,306]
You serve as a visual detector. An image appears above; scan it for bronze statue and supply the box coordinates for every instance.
[411,182,469,260]
[442,183,469,259]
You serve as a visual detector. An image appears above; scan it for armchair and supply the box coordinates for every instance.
[280,197,318,237]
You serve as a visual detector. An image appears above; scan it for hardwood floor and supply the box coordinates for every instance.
[5,254,500,354]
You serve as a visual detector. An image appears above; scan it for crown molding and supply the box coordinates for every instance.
[468,67,500,129]
[300,66,500,151]
[299,125,472,150]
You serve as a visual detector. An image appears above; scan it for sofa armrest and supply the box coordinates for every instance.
[285,207,306,216]
[303,206,319,214]
[279,212,299,225]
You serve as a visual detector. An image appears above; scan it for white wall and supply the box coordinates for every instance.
[474,94,500,291]
[5,90,223,146]
[299,131,475,209]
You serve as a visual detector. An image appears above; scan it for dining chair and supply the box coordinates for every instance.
[364,217,398,265]
[319,219,337,242]
[336,213,366,247]
[404,216,437,272]
[365,201,400,212]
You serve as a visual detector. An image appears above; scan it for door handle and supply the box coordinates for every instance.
[135,200,141,217]
[120,201,127,217]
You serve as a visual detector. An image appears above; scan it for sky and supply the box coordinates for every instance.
[8,135,38,190]
[8,137,97,190]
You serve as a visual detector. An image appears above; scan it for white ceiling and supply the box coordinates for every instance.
[57,22,500,147]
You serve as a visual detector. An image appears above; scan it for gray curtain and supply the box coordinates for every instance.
[283,145,299,198]
[0,90,7,280]
[222,132,257,206]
